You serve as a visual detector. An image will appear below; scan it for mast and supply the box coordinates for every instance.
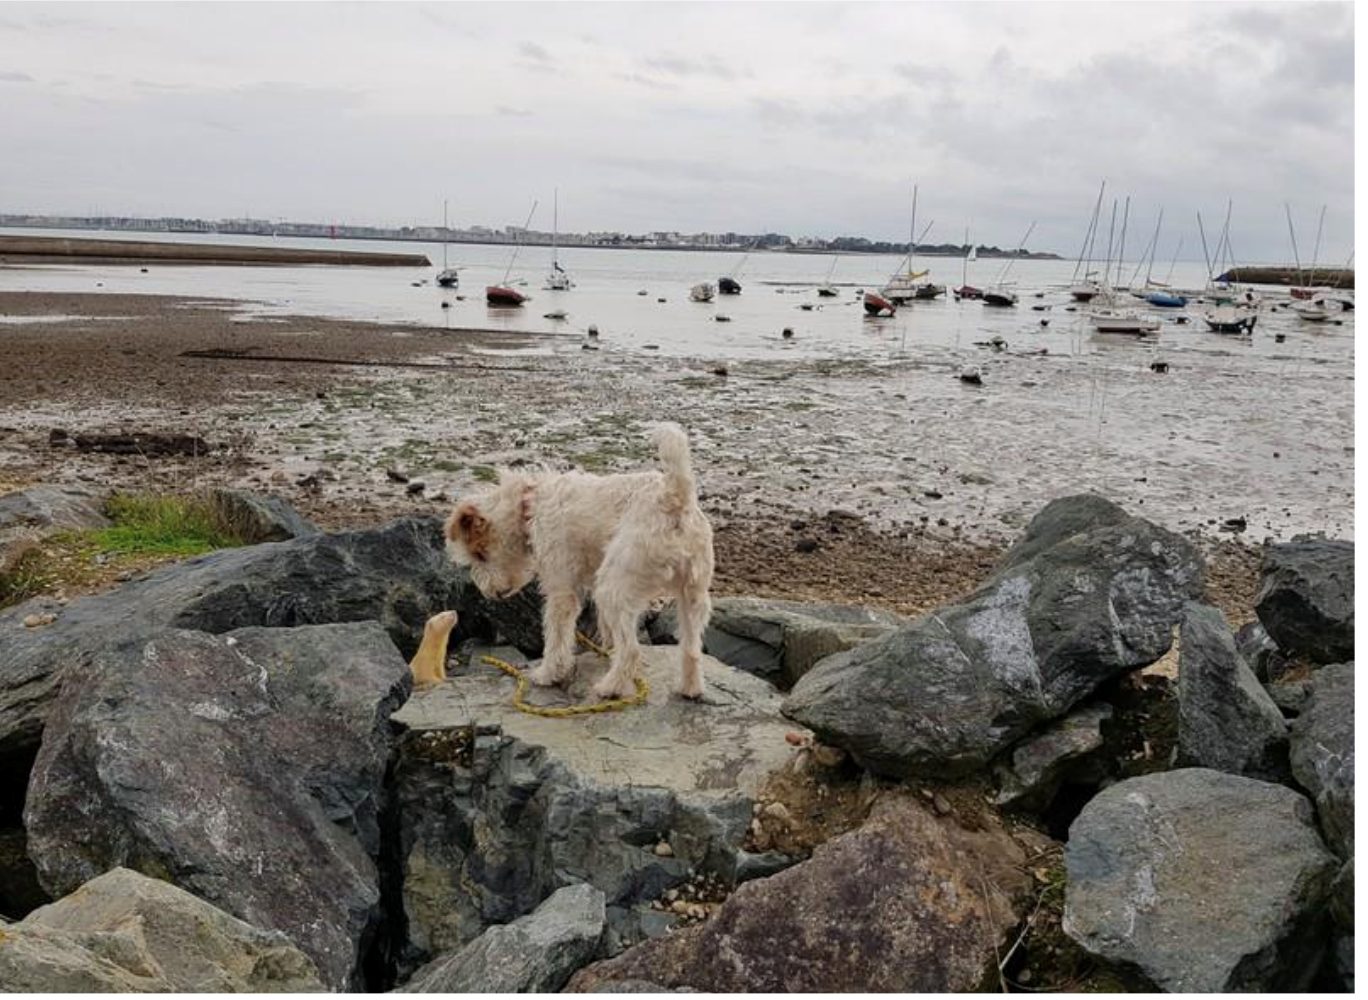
[1144,208,1163,286]
[1103,199,1117,291]
[503,199,538,284]
[1115,196,1130,289]
[552,188,559,270]
[1307,203,1326,286]
[962,225,970,287]
[1073,180,1106,283]
[1197,211,1213,283]
[908,183,918,276]
[1285,202,1304,285]
[442,199,449,270]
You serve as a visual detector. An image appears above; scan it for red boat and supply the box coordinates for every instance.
[1290,287,1318,300]
[953,284,984,300]
[486,285,527,307]
[863,291,896,316]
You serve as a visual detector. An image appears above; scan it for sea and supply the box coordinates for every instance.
[0,227,1352,365]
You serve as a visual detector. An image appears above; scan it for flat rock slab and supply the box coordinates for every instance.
[1064,768,1336,992]
[4,866,324,992]
[394,647,798,799]
[390,647,803,972]
[566,793,1047,993]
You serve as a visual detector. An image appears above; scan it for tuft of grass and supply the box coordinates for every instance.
[471,465,499,483]
[93,493,245,556]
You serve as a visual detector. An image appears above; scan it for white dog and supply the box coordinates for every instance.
[445,424,714,700]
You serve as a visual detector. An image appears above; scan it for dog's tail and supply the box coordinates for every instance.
[652,423,696,508]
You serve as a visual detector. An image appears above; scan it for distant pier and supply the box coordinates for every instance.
[1217,266,1354,290]
[0,235,430,267]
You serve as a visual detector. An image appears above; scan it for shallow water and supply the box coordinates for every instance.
[1,227,1353,365]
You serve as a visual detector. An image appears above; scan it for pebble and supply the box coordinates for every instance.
[932,793,952,816]
[22,613,57,628]
[670,899,690,915]
[762,801,791,825]
[784,731,807,746]
[653,840,674,857]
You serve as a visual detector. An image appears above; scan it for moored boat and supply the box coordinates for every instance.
[1145,290,1188,308]
[1203,304,1257,333]
[1090,308,1160,334]
[863,291,896,315]
[953,284,984,300]
[718,275,742,295]
[983,286,1018,307]
[486,284,527,306]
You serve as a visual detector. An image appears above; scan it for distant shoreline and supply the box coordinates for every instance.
[0,221,1063,260]
[0,234,430,267]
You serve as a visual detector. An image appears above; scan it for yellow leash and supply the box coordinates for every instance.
[478,630,649,718]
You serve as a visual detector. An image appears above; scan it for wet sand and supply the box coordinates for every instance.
[0,290,1327,622]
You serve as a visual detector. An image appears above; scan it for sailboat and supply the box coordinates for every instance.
[1288,203,1326,300]
[882,185,944,302]
[1088,197,1161,334]
[544,188,573,291]
[718,242,750,295]
[487,199,537,307]
[953,228,982,300]
[436,199,460,288]
[1130,210,1187,307]
[817,255,840,297]
[983,221,1034,307]
[1197,203,1260,333]
[1068,182,1106,302]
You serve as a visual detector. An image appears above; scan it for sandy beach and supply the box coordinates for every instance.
[0,289,1283,621]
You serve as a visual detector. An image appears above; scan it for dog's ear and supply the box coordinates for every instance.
[445,502,491,559]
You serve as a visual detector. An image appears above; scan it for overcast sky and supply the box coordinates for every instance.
[0,1,1354,261]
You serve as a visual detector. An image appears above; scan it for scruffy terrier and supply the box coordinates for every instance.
[445,424,714,700]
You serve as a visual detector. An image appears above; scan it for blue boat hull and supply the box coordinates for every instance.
[1145,292,1188,308]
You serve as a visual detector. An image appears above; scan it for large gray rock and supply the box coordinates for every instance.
[24,622,409,990]
[1255,536,1354,664]
[0,516,463,761]
[208,488,320,543]
[1063,769,1337,992]
[389,646,801,975]
[1176,603,1288,780]
[992,702,1113,811]
[0,867,324,992]
[401,883,605,992]
[1289,662,1354,859]
[566,793,1048,992]
[0,485,108,574]
[783,495,1203,778]
[651,597,903,688]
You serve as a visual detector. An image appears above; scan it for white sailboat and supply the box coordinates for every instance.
[544,188,573,291]
[817,255,840,297]
[882,184,943,302]
[984,221,1035,306]
[436,199,460,288]
[1068,181,1106,301]
[1088,196,1160,334]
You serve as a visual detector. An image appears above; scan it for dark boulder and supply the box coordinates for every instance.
[1289,662,1354,859]
[24,622,409,990]
[783,495,1203,778]
[1255,536,1354,664]
[1064,769,1336,992]
[208,488,320,543]
[566,793,1048,992]
[400,884,605,993]
[0,516,463,761]
[1176,603,1288,780]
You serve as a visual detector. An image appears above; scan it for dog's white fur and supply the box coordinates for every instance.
[445,424,714,700]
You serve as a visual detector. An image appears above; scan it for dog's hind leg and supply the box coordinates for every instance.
[592,585,648,701]
[530,591,581,686]
[674,583,711,699]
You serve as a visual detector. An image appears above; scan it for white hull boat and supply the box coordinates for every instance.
[1090,308,1161,334]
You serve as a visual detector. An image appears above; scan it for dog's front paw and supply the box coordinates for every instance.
[676,679,705,700]
[593,673,637,701]
[528,663,562,687]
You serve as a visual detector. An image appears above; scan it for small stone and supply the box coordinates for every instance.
[665,889,678,902]
[784,731,807,747]
[762,802,792,825]
[932,793,953,816]
[795,538,819,553]
[405,481,426,496]
[653,841,674,858]
[385,468,409,484]
[670,899,689,915]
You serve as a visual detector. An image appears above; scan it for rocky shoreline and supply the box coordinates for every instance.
[0,484,1353,992]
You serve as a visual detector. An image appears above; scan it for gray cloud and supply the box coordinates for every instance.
[0,1,1351,261]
